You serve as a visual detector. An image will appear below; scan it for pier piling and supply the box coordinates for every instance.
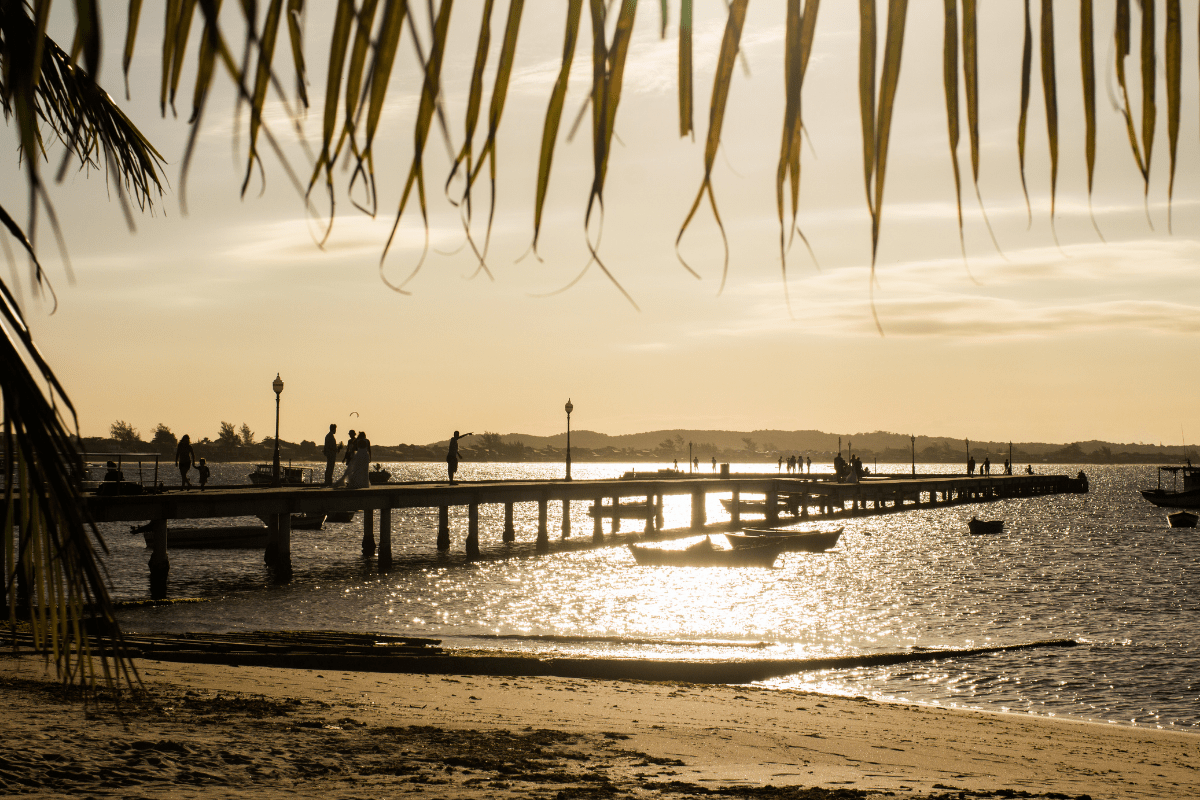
[362,510,375,557]
[437,506,450,551]
[379,507,392,568]
[502,502,515,543]
[561,499,571,539]
[149,519,169,600]
[467,503,480,557]
[592,496,604,541]
[536,497,549,552]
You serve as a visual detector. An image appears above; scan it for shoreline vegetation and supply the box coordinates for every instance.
[1,653,1194,799]
[87,427,1199,467]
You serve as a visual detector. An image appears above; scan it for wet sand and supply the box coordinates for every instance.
[1,654,1196,798]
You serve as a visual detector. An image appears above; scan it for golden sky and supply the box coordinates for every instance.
[5,1,1199,448]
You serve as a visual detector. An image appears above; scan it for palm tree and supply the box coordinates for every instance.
[1,1,1194,687]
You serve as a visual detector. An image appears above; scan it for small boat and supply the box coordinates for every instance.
[719,497,791,515]
[1167,511,1198,528]
[326,510,356,523]
[1141,465,1200,509]
[727,527,842,552]
[256,512,327,530]
[368,465,391,485]
[142,524,271,549]
[248,464,315,486]
[628,537,781,567]
[968,517,1004,535]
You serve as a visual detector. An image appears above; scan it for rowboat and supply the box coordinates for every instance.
[726,527,842,552]
[1167,511,1198,528]
[1141,465,1200,509]
[628,537,781,567]
[968,517,1004,535]
[719,498,790,515]
[141,524,271,549]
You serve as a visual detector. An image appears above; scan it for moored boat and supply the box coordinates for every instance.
[1167,511,1198,528]
[967,517,1004,535]
[628,537,781,567]
[726,527,842,552]
[248,464,315,486]
[588,501,653,520]
[719,497,790,515]
[1141,465,1200,509]
[141,524,271,549]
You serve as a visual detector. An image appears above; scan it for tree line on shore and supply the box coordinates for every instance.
[87,423,1198,466]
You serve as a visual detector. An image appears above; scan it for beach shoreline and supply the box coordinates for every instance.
[1,653,1195,799]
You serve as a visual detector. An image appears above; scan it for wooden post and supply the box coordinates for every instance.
[379,507,392,568]
[643,495,655,536]
[800,492,809,518]
[362,509,375,557]
[276,511,293,579]
[264,514,280,565]
[561,498,571,539]
[536,498,549,551]
[611,496,620,534]
[593,497,604,541]
[655,494,665,529]
[437,506,451,550]
[690,490,705,529]
[765,488,779,526]
[731,490,741,527]
[149,518,169,600]
[467,502,480,556]
[502,502,515,542]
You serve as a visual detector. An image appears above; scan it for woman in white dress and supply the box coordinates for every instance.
[339,432,372,489]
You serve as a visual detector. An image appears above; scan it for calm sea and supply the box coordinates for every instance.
[98,462,1198,730]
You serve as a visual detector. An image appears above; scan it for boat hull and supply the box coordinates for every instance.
[968,519,1004,535]
[628,543,780,567]
[143,525,270,549]
[728,528,842,552]
[1167,511,1198,528]
[1141,488,1200,509]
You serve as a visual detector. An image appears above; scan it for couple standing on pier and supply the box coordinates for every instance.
[324,424,371,488]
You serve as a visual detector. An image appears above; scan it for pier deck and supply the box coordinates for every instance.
[83,471,1087,598]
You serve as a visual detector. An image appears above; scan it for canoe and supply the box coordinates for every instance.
[628,538,780,567]
[968,517,1004,535]
[1167,511,1198,528]
[727,527,842,552]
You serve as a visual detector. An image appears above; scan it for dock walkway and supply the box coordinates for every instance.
[84,471,1087,598]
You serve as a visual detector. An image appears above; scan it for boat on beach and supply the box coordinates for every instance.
[1141,465,1200,508]
[967,517,1004,535]
[628,536,781,567]
[1167,511,1198,528]
[726,527,842,552]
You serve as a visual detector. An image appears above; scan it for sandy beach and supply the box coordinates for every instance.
[1,654,1195,799]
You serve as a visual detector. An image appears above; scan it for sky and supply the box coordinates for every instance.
[4,0,1200,448]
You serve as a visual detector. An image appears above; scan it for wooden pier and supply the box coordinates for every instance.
[83,471,1087,598]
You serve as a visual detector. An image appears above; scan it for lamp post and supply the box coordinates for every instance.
[564,399,573,481]
[271,373,284,487]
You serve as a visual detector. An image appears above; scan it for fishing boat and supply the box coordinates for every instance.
[628,537,781,567]
[1167,511,1198,528]
[248,464,315,486]
[967,517,1004,535]
[726,527,842,552]
[1141,465,1200,509]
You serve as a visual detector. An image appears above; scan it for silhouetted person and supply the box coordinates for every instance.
[983,457,991,475]
[833,453,846,482]
[778,456,783,472]
[344,429,358,468]
[103,460,123,482]
[447,430,472,484]
[197,458,210,490]
[323,423,342,485]
[674,459,679,470]
[175,435,195,489]
[711,457,717,471]
[967,455,975,476]
[806,456,812,473]
[693,456,699,471]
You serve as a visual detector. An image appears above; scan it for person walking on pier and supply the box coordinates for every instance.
[806,456,812,473]
[447,430,473,484]
[967,455,976,475]
[323,424,342,485]
[982,457,991,476]
[175,435,196,489]
[197,458,210,490]
[711,456,717,471]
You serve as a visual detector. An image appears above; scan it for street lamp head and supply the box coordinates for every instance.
[564,399,573,416]
[273,373,284,396]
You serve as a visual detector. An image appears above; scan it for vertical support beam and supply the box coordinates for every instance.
[276,511,293,579]
[593,496,604,541]
[379,507,392,568]
[611,496,620,534]
[800,492,809,518]
[264,514,280,565]
[643,495,655,536]
[765,488,779,526]
[655,494,665,530]
[149,518,169,600]
[362,508,375,557]
[690,490,706,529]
[437,506,451,550]
[731,490,741,527]
[536,498,549,551]
[561,498,571,539]
[467,502,480,556]
[503,501,515,542]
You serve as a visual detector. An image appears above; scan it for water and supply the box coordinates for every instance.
[99,462,1199,730]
